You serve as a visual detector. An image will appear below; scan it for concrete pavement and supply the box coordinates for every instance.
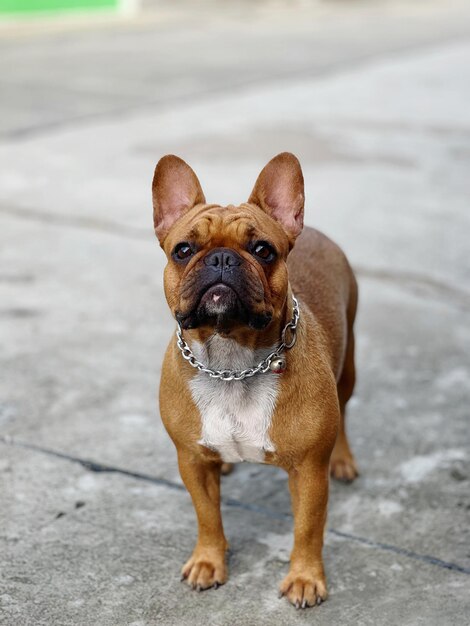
[1,1,470,624]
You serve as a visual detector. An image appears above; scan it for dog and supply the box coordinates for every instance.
[152,152,358,609]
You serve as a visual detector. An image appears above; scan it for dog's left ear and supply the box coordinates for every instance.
[152,155,206,244]
[248,152,304,245]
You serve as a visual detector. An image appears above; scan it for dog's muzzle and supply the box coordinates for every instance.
[176,247,272,330]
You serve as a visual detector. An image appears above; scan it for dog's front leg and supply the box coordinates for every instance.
[280,457,329,609]
[178,451,228,591]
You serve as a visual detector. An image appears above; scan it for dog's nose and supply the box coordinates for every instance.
[204,247,242,270]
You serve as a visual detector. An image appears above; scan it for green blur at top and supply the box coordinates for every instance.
[0,0,118,14]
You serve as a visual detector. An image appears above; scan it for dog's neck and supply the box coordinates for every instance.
[182,290,295,370]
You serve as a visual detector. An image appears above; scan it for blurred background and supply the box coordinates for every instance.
[1,1,469,625]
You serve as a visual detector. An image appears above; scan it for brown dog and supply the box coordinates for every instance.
[152,152,358,609]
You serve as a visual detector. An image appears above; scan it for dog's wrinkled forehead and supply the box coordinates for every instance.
[190,211,254,249]
[167,203,289,255]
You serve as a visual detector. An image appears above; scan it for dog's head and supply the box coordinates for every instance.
[152,153,304,333]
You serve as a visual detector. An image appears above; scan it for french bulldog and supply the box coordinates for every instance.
[152,152,358,609]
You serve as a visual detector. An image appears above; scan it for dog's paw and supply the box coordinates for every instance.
[181,548,227,591]
[279,571,328,609]
[330,455,359,482]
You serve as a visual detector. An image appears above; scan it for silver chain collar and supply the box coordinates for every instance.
[175,296,300,382]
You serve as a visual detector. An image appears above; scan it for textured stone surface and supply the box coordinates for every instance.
[1,1,470,624]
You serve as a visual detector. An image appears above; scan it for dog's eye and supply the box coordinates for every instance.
[173,242,193,261]
[253,241,276,262]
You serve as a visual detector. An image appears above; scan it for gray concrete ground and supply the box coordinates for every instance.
[1,1,470,624]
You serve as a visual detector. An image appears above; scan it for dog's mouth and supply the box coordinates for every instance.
[199,283,239,316]
[176,282,272,332]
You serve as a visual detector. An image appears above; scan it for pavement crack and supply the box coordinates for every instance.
[2,435,469,576]
[2,436,187,492]
[328,529,470,575]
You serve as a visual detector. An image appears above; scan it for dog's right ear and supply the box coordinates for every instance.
[152,155,206,244]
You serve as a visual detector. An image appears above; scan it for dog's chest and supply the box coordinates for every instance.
[188,338,279,463]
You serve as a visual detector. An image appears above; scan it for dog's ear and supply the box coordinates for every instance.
[152,155,206,244]
[248,152,304,244]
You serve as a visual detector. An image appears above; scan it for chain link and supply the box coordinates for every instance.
[175,296,300,381]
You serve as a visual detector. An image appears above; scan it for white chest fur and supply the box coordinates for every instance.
[188,336,279,463]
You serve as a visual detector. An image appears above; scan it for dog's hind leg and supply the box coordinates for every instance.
[330,276,359,482]
[330,327,359,482]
